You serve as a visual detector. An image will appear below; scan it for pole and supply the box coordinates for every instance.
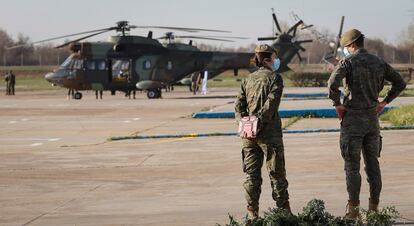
[307,51,310,64]
[39,55,42,66]
[20,54,23,66]
[3,54,6,66]
[57,54,60,65]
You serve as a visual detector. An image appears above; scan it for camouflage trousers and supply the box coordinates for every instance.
[340,108,382,203]
[241,133,289,210]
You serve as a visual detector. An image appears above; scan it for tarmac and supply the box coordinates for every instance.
[0,87,413,226]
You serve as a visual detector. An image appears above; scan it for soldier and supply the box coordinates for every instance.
[4,72,10,95]
[95,90,103,99]
[190,71,201,95]
[328,29,406,219]
[9,71,15,95]
[235,44,290,220]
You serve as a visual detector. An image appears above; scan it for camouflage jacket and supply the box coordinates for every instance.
[328,48,406,109]
[235,67,283,125]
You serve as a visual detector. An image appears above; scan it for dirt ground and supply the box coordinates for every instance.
[0,87,413,226]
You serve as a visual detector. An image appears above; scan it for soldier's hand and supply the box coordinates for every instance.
[376,101,387,113]
[335,104,346,120]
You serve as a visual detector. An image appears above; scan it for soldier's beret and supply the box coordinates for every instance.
[340,29,363,47]
[255,44,278,55]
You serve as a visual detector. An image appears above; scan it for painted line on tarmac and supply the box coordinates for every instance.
[192,106,394,119]
[30,143,43,147]
[0,138,61,142]
[108,125,414,141]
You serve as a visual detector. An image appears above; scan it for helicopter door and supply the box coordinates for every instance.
[111,59,131,83]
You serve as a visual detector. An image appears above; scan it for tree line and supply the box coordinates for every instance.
[0,22,413,66]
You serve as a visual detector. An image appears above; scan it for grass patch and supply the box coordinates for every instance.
[282,116,301,129]
[380,86,414,97]
[380,104,414,126]
[217,199,401,226]
[0,76,62,91]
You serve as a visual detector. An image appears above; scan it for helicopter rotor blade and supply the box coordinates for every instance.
[333,16,345,57]
[272,13,282,33]
[258,36,278,41]
[55,30,112,48]
[296,52,303,62]
[6,28,113,50]
[296,39,313,44]
[297,45,306,52]
[287,20,304,36]
[301,24,314,30]
[132,25,230,33]
[172,36,235,42]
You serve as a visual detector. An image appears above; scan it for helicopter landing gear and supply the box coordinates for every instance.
[147,89,161,99]
[74,92,83,100]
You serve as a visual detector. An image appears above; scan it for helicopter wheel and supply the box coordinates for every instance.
[74,92,83,100]
[147,89,161,99]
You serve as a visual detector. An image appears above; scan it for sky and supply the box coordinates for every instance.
[0,0,413,48]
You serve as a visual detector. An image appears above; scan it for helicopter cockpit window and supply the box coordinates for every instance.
[87,61,96,70]
[73,59,84,70]
[59,55,74,69]
[143,60,151,70]
[167,61,173,70]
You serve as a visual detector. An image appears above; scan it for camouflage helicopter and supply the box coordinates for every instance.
[8,21,254,99]
[178,11,314,88]
[257,10,313,72]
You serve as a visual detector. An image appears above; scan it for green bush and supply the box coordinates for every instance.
[217,199,401,226]
[285,72,330,87]
[380,105,414,126]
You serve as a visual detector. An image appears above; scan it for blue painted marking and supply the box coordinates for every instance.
[283,93,328,98]
[192,107,394,119]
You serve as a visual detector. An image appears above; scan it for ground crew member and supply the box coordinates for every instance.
[9,71,15,95]
[4,72,10,95]
[235,44,290,220]
[191,71,201,95]
[95,90,103,99]
[328,29,406,219]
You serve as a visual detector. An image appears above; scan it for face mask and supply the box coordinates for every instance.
[271,58,281,72]
[343,47,351,56]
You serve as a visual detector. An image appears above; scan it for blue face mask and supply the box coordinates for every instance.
[343,47,351,56]
[271,58,281,72]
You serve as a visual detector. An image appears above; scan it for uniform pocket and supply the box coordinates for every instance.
[340,136,351,160]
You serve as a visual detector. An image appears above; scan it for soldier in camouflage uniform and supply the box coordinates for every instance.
[328,29,406,219]
[235,44,290,220]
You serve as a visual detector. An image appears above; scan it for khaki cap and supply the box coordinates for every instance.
[340,29,363,47]
[255,44,277,55]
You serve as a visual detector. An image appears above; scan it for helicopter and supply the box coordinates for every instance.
[177,11,315,88]
[8,21,255,99]
[257,9,313,72]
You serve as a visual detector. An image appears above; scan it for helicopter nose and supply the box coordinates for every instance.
[45,72,56,83]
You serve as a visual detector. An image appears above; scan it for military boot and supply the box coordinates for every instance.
[368,198,379,212]
[246,206,259,220]
[345,200,361,220]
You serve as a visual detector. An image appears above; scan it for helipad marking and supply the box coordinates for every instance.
[30,143,43,147]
